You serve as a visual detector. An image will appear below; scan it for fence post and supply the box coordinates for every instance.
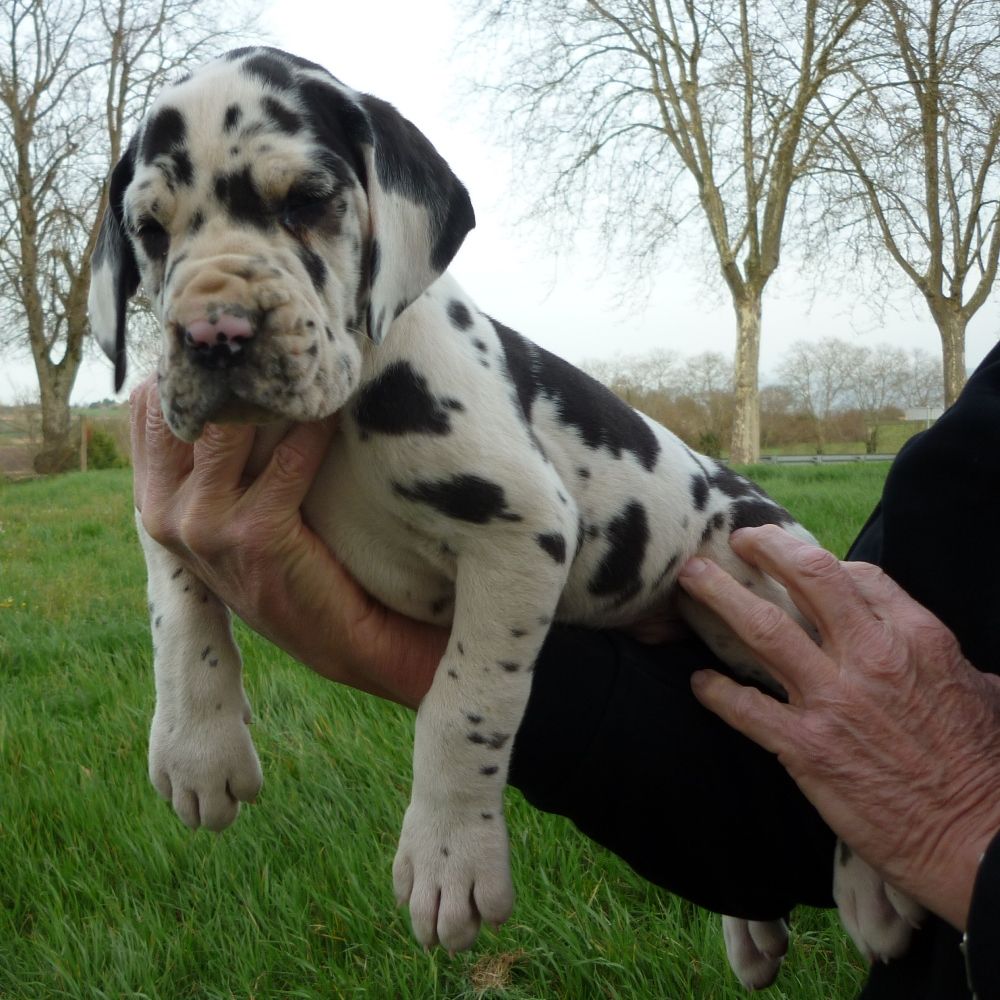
[80,417,88,472]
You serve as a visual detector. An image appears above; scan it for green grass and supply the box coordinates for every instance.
[0,467,888,999]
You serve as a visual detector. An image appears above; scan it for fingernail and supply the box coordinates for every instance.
[679,557,709,578]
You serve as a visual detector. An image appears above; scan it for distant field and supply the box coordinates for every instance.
[0,466,889,999]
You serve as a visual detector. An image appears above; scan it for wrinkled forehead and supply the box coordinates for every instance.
[126,48,368,222]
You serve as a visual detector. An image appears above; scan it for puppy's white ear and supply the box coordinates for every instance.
[358,95,475,345]
[88,138,140,392]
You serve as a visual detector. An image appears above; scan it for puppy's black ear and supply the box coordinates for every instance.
[88,138,140,392]
[357,95,475,345]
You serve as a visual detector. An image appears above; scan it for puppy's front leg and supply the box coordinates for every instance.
[138,514,263,831]
[393,544,570,953]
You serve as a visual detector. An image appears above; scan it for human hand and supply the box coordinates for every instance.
[677,525,1000,930]
[130,378,446,709]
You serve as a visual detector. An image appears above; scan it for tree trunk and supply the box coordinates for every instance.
[730,289,762,464]
[32,352,81,474]
[938,310,967,408]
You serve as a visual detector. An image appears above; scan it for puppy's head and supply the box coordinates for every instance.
[89,47,474,441]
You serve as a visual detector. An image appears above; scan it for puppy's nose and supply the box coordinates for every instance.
[182,313,253,369]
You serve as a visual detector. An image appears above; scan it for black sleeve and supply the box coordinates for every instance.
[508,625,835,920]
[965,827,1000,999]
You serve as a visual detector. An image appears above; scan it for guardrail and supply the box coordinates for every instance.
[758,453,895,464]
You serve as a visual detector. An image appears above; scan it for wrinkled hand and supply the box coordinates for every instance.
[130,378,445,708]
[678,525,1000,931]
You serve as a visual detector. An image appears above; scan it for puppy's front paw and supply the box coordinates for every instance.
[392,800,514,953]
[148,692,262,832]
[834,844,924,962]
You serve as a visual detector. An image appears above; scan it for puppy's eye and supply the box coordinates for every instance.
[136,219,169,261]
[281,192,330,231]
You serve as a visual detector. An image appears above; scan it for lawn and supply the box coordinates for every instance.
[0,465,889,999]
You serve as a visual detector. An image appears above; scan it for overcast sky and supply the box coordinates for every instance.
[5,0,997,404]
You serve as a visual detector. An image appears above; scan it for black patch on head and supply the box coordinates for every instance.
[536,532,567,564]
[589,500,649,604]
[729,499,793,531]
[214,167,269,227]
[691,474,709,512]
[262,96,302,134]
[298,79,371,189]
[141,107,186,164]
[354,361,459,436]
[447,300,472,331]
[223,104,243,132]
[492,319,660,471]
[242,52,295,90]
[296,244,327,290]
[393,475,522,524]
[359,94,475,271]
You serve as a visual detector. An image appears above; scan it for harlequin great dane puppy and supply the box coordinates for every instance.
[88,46,921,990]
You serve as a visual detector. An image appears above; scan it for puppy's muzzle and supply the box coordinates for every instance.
[182,312,253,370]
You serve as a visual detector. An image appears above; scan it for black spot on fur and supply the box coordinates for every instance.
[729,499,793,531]
[242,52,295,90]
[480,765,499,776]
[492,319,660,471]
[691,474,709,512]
[498,661,521,673]
[701,511,727,544]
[141,107,186,165]
[354,361,458,436]
[296,244,327,290]
[447,669,459,679]
[447,300,472,331]
[262,96,301,134]
[589,500,649,604]
[223,104,243,132]
[467,713,483,724]
[393,475,522,524]
[190,211,205,233]
[510,627,526,638]
[201,646,211,660]
[536,532,567,564]
[481,812,493,820]
[214,167,270,227]
[171,567,183,579]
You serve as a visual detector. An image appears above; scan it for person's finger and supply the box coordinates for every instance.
[241,417,337,517]
[727,526,879,653]
[188,420,257,497]
[129,379,152,506]
[689,668,796,756]
[139,382,193,511]
[678,555,830,698]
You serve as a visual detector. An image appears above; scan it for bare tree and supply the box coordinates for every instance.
[818,0,1000,406]
[464,0,869,461]
[0,0,260,471]
[849,343,908,452]
[777,336,863,452]
[903,346,945,409]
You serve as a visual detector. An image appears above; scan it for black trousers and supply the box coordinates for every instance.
[509,339,1000,999]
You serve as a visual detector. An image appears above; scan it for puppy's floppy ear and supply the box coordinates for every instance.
[88,137,140,392]
[357,95,475,345]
